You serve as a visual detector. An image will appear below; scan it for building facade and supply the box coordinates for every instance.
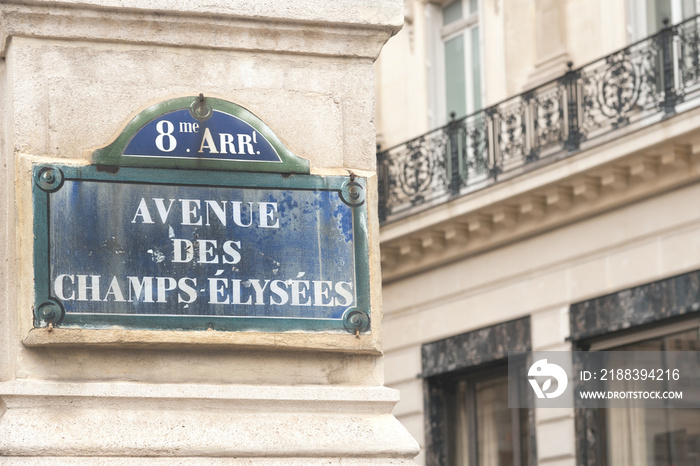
[375,0,700,464]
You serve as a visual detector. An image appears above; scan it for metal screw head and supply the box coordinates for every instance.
[41,171,55,184]
[36,166,64,192]
[340,180,365,207]
[36,300,64,325]
[342,308,370,333]
[189,95,213,121]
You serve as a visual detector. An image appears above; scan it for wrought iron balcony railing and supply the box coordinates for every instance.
[377,16,700,224]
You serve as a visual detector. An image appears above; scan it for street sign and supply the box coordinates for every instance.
[33,96,370,334]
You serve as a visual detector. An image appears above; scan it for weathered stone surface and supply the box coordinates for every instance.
[0,381,419,459]
[2,0,404,30]
[0,0,418,461]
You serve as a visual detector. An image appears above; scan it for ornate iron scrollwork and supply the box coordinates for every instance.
[376,15,700,224]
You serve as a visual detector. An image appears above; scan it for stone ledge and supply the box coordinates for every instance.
[22,327,382,354]
[0,381,420,458]
[0,380,401,410]
[0,2,401,59]
[0,459,419,465]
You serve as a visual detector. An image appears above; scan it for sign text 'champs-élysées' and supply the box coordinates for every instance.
[52,191,356,311]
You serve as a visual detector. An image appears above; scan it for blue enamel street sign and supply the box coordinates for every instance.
[32,97,370,333]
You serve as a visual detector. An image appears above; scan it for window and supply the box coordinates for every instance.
[445,366,533,466]
[628,0,699,41]
[421,317,535,466]
[570,269,700,466]
[587,318,700,466]
[429,0,483,128]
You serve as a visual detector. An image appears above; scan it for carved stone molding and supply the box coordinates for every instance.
[380,113,700,282]
[0,2,400,59]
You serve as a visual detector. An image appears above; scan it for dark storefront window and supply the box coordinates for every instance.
[570,270,700,466]
[594,325,700,466]
[445,367,532,466]
[422,317,536,466]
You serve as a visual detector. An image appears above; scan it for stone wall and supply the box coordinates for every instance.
[0,0,420,462]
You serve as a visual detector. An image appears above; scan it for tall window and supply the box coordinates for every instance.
[629,0,699,41]
[430,0,482,127]
[588,319,700,466]
[445,366,533,466]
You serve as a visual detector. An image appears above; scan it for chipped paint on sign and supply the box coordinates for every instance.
[33,165,371,333]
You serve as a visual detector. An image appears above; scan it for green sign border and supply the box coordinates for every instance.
[92,96,310,174]
[33,164,370,334]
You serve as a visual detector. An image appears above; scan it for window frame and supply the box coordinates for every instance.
[627,0,700,42]
[569,269,700,466]
[444,364,531,466]
[421,317,535,466]
[426,0,485,129]
[586,315,700,351]
[575,317,700,466]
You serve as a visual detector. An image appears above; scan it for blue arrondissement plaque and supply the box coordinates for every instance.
[123,108,282,163]
[32,96,370,334]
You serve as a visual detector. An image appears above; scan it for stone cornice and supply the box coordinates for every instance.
[0,1,402,59]
[4,0,405,28]
[380,108,700,282]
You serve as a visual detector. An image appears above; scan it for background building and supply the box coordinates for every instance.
[375,0,700,464]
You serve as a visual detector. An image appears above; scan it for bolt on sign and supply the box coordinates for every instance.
[33,96,370,334]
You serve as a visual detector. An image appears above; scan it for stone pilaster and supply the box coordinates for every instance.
[0,0,419,462]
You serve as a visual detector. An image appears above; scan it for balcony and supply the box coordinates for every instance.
[378,16,700,225]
